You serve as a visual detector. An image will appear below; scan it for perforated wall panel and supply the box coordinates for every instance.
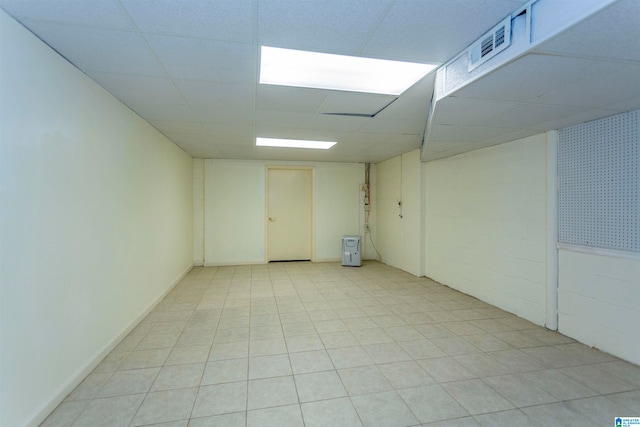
[558,110,639,252]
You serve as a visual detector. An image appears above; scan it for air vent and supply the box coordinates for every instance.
[468,16,511,71]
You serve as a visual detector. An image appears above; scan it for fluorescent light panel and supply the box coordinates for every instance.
[256,137,336,150]
[260,46,437,95]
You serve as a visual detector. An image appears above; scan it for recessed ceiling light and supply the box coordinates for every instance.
[256,137,336,150]
[260,46,437,96]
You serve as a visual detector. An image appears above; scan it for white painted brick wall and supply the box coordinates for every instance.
[375,150,421,276]
[559,249,640,364]
[424,134,548,325]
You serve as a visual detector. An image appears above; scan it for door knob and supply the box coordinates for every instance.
[269,217,276,222]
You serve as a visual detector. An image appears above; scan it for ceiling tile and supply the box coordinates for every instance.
[150,121,206,135]
[306,114,369,132]
[121,0,253,42]
[318,93,395,115]
[255,110,314,129]
[362,0,529,63]
[124,101,196,122]
[24,23,164,75]
[486,103,588,130]
[431,97,517,126]
[145,35,255,83]
[174,80,254,109]
[531,65,640,109]
[428,124,514,143]
[256,86,328,113]
[88,73,182,104]
[191,104,253,127]
[257,0,393,54]
[0,0,134,29]
[452,54,618,102]
[535,0,640,63]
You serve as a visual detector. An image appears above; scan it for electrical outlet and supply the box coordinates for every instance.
[364,224,370,232]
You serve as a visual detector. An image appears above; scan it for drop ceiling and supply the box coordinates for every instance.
[1,0,639,163]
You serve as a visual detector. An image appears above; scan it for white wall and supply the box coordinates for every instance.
[0,11,193,427]
[558,249,640,364]
[424,135,548,325]
[193,158,205,265]
[555,110,640,365]
[201,159,364,265]
[376,149,422,276]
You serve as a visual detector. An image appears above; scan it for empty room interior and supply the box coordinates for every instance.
[1,0,639,426]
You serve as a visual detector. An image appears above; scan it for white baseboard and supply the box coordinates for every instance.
[28,264,194,427]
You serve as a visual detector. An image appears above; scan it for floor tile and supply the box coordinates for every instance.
[398,339,447,359]
[418,357,476,383]
[295,370,347,402]
[247,376,298,410]
[72,394,144,427]
[559,364,637,394]
[151,363,205,392]
[520,369,598,401]
[314,319,348,333]
[65,373,113,401]
[520,402,594,426]
[319,331,359,349]
[482,374,558,407]
[165,345,211,366]
[247,404,303,427]
[202,358,248,385]
[249,354,292,379]
[473,409,536,427]
[300,397,363,427]
[382,325,425,341]
[191,382,247,418]
[175,329,215,347]
[452,353,510,377]
[51,262,640,427]
[397,384,468,424]
[187,412,246,427]
[565,395,635,425]
[364,342,412,364]
[41,401,89,427]
[119,348,170,370]
[136,332,181,351]
[431,337,480,356]
[97,367,159,397]
[338,365,392,396]
[327,346,375,369]
[351,391,419,427]
[208,341,248,361]
[352,327,393,345]
[442,379,514,415]
[608,389,640,412]
[282,322,317,337]
[463,334,512,352]
[131,387,197,426]
[378,360,435,389]
[289,349,334,374]
[249,337,287,357]
[423,417,480,426]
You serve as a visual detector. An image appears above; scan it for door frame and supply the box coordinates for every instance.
[265,166,315,263]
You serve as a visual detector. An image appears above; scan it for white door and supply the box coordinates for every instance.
[267,168,312,261]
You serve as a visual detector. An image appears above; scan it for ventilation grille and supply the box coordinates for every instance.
[468,16,511,71]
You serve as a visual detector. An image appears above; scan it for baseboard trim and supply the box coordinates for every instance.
[28,264,194,427]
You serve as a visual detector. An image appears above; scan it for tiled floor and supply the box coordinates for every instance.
[42,261,640,427]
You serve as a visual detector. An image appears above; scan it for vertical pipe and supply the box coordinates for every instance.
[546,130,559,330]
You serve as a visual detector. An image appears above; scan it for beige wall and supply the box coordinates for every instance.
[0,11,193,426]
[375,149,422,276]
[198,159,364,265]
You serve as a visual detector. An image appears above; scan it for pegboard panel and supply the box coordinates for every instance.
[558,110,639,252]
